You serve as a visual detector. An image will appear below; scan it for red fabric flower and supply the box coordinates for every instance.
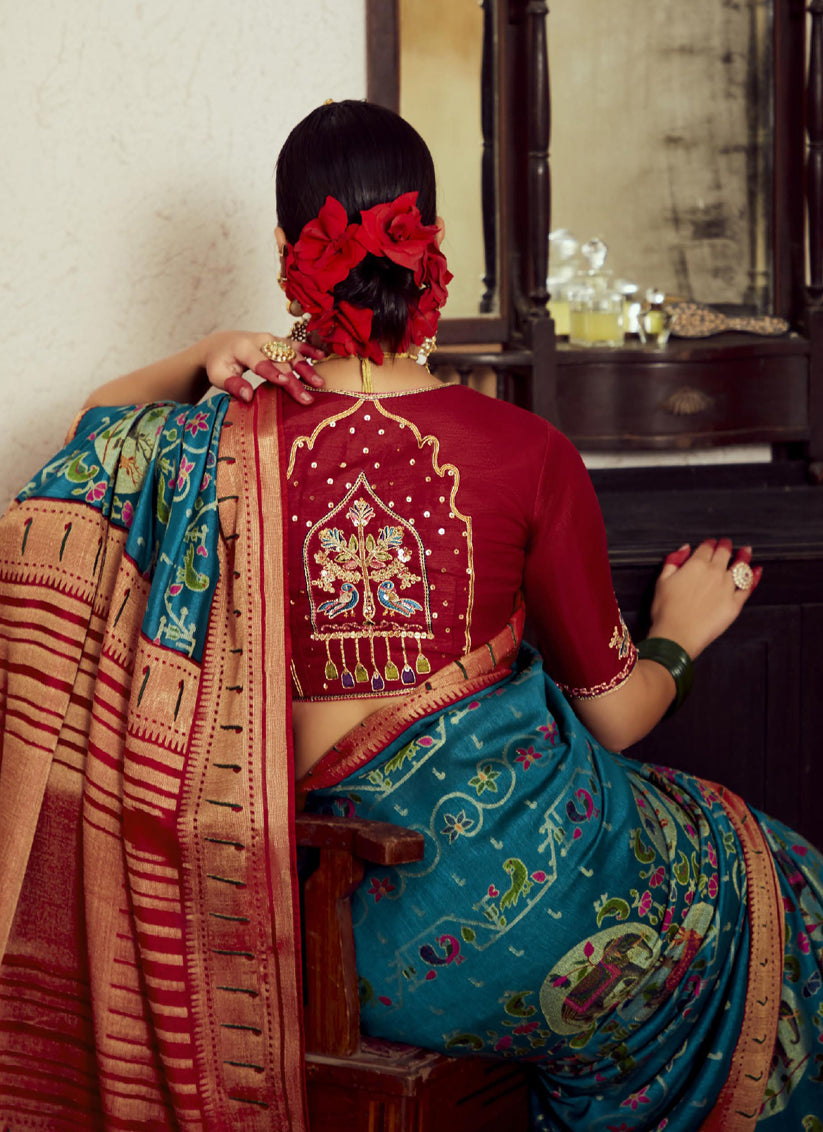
[283,196,366,314]
[280,192,451,359]
[313,300,382,363]
[358,191,441,285]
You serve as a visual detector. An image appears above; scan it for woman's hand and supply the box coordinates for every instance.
[649,538,762,660]
[201,331,326,405]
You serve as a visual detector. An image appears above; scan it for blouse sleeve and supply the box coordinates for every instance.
[523,424,636,698]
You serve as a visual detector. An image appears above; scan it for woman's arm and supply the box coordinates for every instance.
[82,331,324,409]
[524,428,760,752]
[573,538,760,751]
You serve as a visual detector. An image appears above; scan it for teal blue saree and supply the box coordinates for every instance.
[305,645,823,1130]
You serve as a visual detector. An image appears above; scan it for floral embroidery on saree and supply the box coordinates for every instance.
[18,398,228,660]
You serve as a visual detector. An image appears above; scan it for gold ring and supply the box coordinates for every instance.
[261,340,297,364]
[730,561,754,591]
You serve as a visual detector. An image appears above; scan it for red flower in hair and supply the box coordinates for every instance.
[419,247,453,314]
[313,300,383,364]
[358,191,440,285]
[283,196,367,313]
[280,192,451,359]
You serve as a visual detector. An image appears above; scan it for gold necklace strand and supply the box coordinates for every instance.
[360,356,374,393]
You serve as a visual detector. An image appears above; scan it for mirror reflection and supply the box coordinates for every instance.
[398,0,495,319]
[549,0,773,314]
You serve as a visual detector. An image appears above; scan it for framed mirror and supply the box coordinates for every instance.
[549,0,775,314]
[367,0,510,344]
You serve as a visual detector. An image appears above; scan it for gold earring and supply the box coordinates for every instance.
[289,316,310,342]
[412,336,436,365]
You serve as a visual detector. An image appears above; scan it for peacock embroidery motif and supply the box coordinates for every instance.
[305,472,433,691]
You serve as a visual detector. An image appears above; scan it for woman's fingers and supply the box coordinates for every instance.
[659,544,691,579]
[223,374,254,403]
[714,536,733,567]
[253,360,314,404]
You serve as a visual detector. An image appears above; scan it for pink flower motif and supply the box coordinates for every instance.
[707,874,719,899]
[513,1021,539,1034]
[202,472,211,489]
[85,480,106,503]
[531,871,547,883]
[169,584,183,596]
[783,896,794,913]
[175,413,186,426]
[121,500,134,527]
[684,889,694,905]
[792,844,808,856]
[494,1034,512,1052]
[537,721,558,745]
[637,891,653,917]
[661,907,674,933]
[685,823,697,838]
[425,970,437,981]
[649,866,666,888]
[798,931,811,955]
[488,884,499,898]
[367,876,396,904]
[378,995,392,1006]
[468,701,480,710]
[573,828,582,840]
[184,410,209,437]
[620,1086,651,1111]
[707,843,718,868]
[515,746,542,770]
[418,735,434,747]
[196,545,208,557]
[176,455,195,490]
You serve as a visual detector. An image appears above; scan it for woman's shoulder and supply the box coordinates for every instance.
[435,384,577,461]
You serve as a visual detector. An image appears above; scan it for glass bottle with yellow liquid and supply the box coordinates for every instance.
[567,238,625,348]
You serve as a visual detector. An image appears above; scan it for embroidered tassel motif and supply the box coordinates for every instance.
[384,639,400,683]
[400,636,416,685]
[415,636,431,675]
[369,637,385,691]
[354,638,369,683]
[324,640,339,681]
[339,639,354,689]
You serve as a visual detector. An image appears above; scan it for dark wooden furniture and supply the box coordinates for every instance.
[595,461,823,849]
[296,814,530,1132]
[368,1,823,471]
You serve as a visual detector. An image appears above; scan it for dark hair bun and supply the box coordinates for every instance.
[276,101,437,350]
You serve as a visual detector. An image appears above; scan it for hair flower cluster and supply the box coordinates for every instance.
[281,191,451,362]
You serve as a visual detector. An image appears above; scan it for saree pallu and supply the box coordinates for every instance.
[0,393,308,1130]
[304,645,823,1130]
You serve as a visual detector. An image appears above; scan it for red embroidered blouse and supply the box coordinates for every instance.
[280,383,636,701]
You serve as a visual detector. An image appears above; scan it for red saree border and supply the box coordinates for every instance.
[699,782,785,1131]
[296,604,524,799]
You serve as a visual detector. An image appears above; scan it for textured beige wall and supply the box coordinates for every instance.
[0,0,366,505]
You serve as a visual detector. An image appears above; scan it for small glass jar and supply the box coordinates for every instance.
[567,238,625,348]
[637,288,673,347]
[547,229,580,337]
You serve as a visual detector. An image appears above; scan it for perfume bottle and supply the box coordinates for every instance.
[567,238,625,348]
[546,228,580,337]
[637,288,673,347]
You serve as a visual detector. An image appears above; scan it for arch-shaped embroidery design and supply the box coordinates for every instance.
[304,471,433,692]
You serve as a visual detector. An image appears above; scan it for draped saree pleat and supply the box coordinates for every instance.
[0,392,307,1131]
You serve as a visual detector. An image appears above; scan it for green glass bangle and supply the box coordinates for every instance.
[637,637,694,717]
